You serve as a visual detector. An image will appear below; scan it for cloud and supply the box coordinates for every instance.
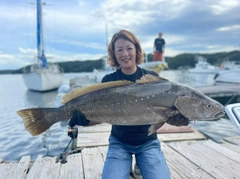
[210,0,240,15]
[0,0,240,70]
[217,25,240,31]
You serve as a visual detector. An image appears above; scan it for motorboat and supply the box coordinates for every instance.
[188,56,219,74]
[214,61,240,84]
[23,0,64,92]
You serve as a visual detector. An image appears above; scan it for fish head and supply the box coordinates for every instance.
[174,94,225,120]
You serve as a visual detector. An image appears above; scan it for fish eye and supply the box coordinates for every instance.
[206,104,213,109]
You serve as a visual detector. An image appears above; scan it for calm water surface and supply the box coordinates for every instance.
[0,70,239,162]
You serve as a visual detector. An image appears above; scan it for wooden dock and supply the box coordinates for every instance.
[1,123,240,179]
[195,84,240,98]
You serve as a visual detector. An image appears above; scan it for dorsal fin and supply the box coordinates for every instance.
[136,74,167,84]
[62,80,133,104]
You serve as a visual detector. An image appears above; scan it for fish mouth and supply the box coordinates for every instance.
[206,110,225,119]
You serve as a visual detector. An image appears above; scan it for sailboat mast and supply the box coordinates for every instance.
[36,0,47,67]
[105,23,108,54]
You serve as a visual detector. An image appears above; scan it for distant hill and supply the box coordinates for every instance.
[165,50,240,69]
[1,50,240,74]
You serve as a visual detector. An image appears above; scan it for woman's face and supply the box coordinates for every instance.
[114,38,137,74]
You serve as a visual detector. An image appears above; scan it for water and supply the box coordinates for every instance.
[0,71,239,162]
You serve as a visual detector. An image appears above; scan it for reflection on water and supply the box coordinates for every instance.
[25,89,58,107]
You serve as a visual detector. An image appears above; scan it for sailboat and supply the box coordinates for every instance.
[23,0,64,92]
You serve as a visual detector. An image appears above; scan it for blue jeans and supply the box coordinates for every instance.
[102,136,170,179]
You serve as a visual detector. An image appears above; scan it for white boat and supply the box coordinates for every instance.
[188,56,219,74]
[214,61,240,84]
[219,60,240,70]
[23,0,64,92]
[214,69,240,84]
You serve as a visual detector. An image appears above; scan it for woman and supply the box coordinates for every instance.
[69,30,189,179]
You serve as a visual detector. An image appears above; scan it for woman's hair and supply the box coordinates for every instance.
[107,29,144,68]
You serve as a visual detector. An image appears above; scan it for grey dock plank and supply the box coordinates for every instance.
[221,140,240,153]
[78,123,111,133]
[222,135,240,146]
[9,156,30,179]
[158,129,206,142]
[59,153,84,179]
[0,156,30,179]
[196,85,240,97]
[77,132,110,147]
[82,147,105,179]
[2,138,240,178]
[77,124,206,148]
[168,141,240,179]
[26,155,61,179]
[162,142,214,179]
[0,162,18,179]
[200,140,240,163]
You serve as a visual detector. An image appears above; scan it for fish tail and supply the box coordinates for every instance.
[17,108,57,136]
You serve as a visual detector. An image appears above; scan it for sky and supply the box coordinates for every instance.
[0,0,240,70]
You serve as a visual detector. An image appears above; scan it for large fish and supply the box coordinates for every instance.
[17,74,225,136]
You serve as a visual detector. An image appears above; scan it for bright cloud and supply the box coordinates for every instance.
[0,0,240,70]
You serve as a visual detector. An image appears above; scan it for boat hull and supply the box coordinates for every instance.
[214,69,240,84]
[188,68,218,74]
[23,69,64,91]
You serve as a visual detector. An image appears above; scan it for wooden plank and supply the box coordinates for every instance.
[77,132,110,147]
[9,156,30,179]
[162,142,214,179]
[168,141,240,179]
[26,155,61,179]
[166,162,186,179]
[157,123,194,133]
[78,123,111,133]
[158,130,206,142]
[0,162,17,179]
[221,140,240,153]
[81,147,105,179]
[199,140,240,163]
[77,130,206,148]
[59,153,84,179]
[98,146,108,161]
[78,123,194,134]
[26,155,42,179]
[196,85,240,97]
[222,136,240,146]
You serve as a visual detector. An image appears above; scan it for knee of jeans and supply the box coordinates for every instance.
[107,151,131,160]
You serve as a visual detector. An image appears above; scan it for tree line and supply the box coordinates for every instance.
[1,50,239,74]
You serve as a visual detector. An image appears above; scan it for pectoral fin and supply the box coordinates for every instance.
[147,107,178,135]
[148,122,165,135]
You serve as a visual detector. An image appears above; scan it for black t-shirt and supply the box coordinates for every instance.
[154,38,165,52]
[101,66,158,146]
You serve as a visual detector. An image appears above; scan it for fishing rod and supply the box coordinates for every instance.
[56,127,82,164]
